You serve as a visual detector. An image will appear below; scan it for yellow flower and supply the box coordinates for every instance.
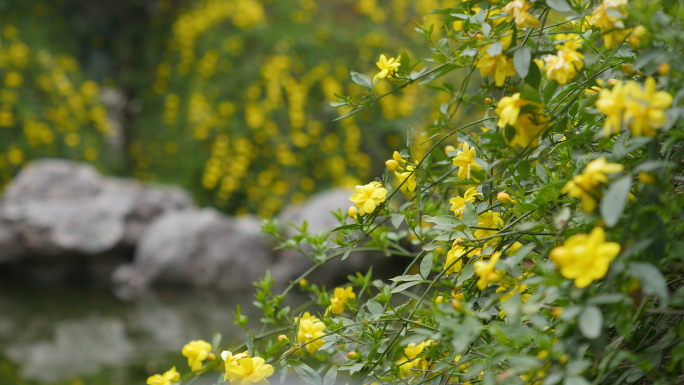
[147,366,180,385]
[373,54,401,83]
[222,351,249,381]
[182,340,212,372]
[624,77,673,137]
[596,81,629,136]
[474,251,504,290]
[224,356,275,385]
[503,0,539,28]
[349,181,388,216]
[476,53,516,87]
[326,286,355,315]
[445,239,466,274]
[543,48,584,85]
[550,227,620,288]
[450,187,482,217]
[561,157,623,212]
[452,142,483,182]
[348,206,358,219]
[497,94,549,148]
[395,164,417,192]
[296,312,326,353]
[496,192,516,205]
[554,33,582,50]
[496,93,526,128]
[397,341,430,376]
[474,211,504,239]
[496,283,532,317]
[587,0,629,48]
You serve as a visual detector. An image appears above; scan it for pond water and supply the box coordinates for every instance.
[0,284,301,385]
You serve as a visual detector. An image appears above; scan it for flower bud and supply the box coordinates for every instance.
[621,64,636,75]
[509,241,523,253]
[444,145,456,155]
[475,33,484,39]
[608,78,618,85]
[638,172,656,185]
[278,334,288,343]
[207,352,216,360]
[496,192,516,205]
[451,298,462,311]
[385,159,400,171]
[348,205,359,219]
[550,307,563,318]
[657,62,670,76]
[629,25,647,49]
[347,351,358,360]
[484,97,492,105]
[298,279,309,289]
[436,295,444,304]
[393,151,406,164]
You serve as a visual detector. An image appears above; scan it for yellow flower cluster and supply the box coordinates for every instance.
[444,239,466,275]
[596,77,673,137]
[496,93,549,148]
[561,157,623,213]
[476,36,515,87]
[296,312,326,354]
[326,286,356,315]
[543,47,584,85]
[0,23,110,185]
[222,350,274,385]
[385,151,416,192]
[551,227,620,288]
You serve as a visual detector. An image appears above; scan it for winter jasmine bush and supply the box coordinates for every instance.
[159,0,684,384]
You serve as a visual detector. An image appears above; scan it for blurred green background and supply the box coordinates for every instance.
[0,0,461,384]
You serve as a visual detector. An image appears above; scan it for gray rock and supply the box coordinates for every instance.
[0,159,192,259]
[113,208,273,292]
[271,188,384,287]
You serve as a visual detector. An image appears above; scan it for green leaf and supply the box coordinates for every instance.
[546,0,572,13]
[350,71,372,88]
[456,261,476,286]
[543,80,559,102]
[524,60,541,89]
[579,306,603,339]
[323,365,337,385]
[486,41,503,57]
[420,253,433,279]
[390,281,422,293]
[211,332,222,353]
[289,360,322,385]
[390,213,405,229]
[600,175,631,228]
[246,330,255,356]
[462,202,478,227]
[630,263,669,305]
[536,162,549,184]
[367,300,384,315]
[563,376,591,385]
[513,46,532,79]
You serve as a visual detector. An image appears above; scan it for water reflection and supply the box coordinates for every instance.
[0,285,284,384]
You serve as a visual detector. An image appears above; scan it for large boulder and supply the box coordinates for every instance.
[0,159,192,261]
[112,208,273,293]
[270,189,388,287]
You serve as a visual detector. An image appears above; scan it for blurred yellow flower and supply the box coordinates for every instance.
[543,48,584,85]
[445,239,466,274]
[550,227,620,288]
[561,157,623,212]
[182,340,212,372]
[146,366,180,385]
[476,53,516,87]
[474,251,504,290]
[503,0,539,28]
[295,312,326,354]
[326,286,355,315]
